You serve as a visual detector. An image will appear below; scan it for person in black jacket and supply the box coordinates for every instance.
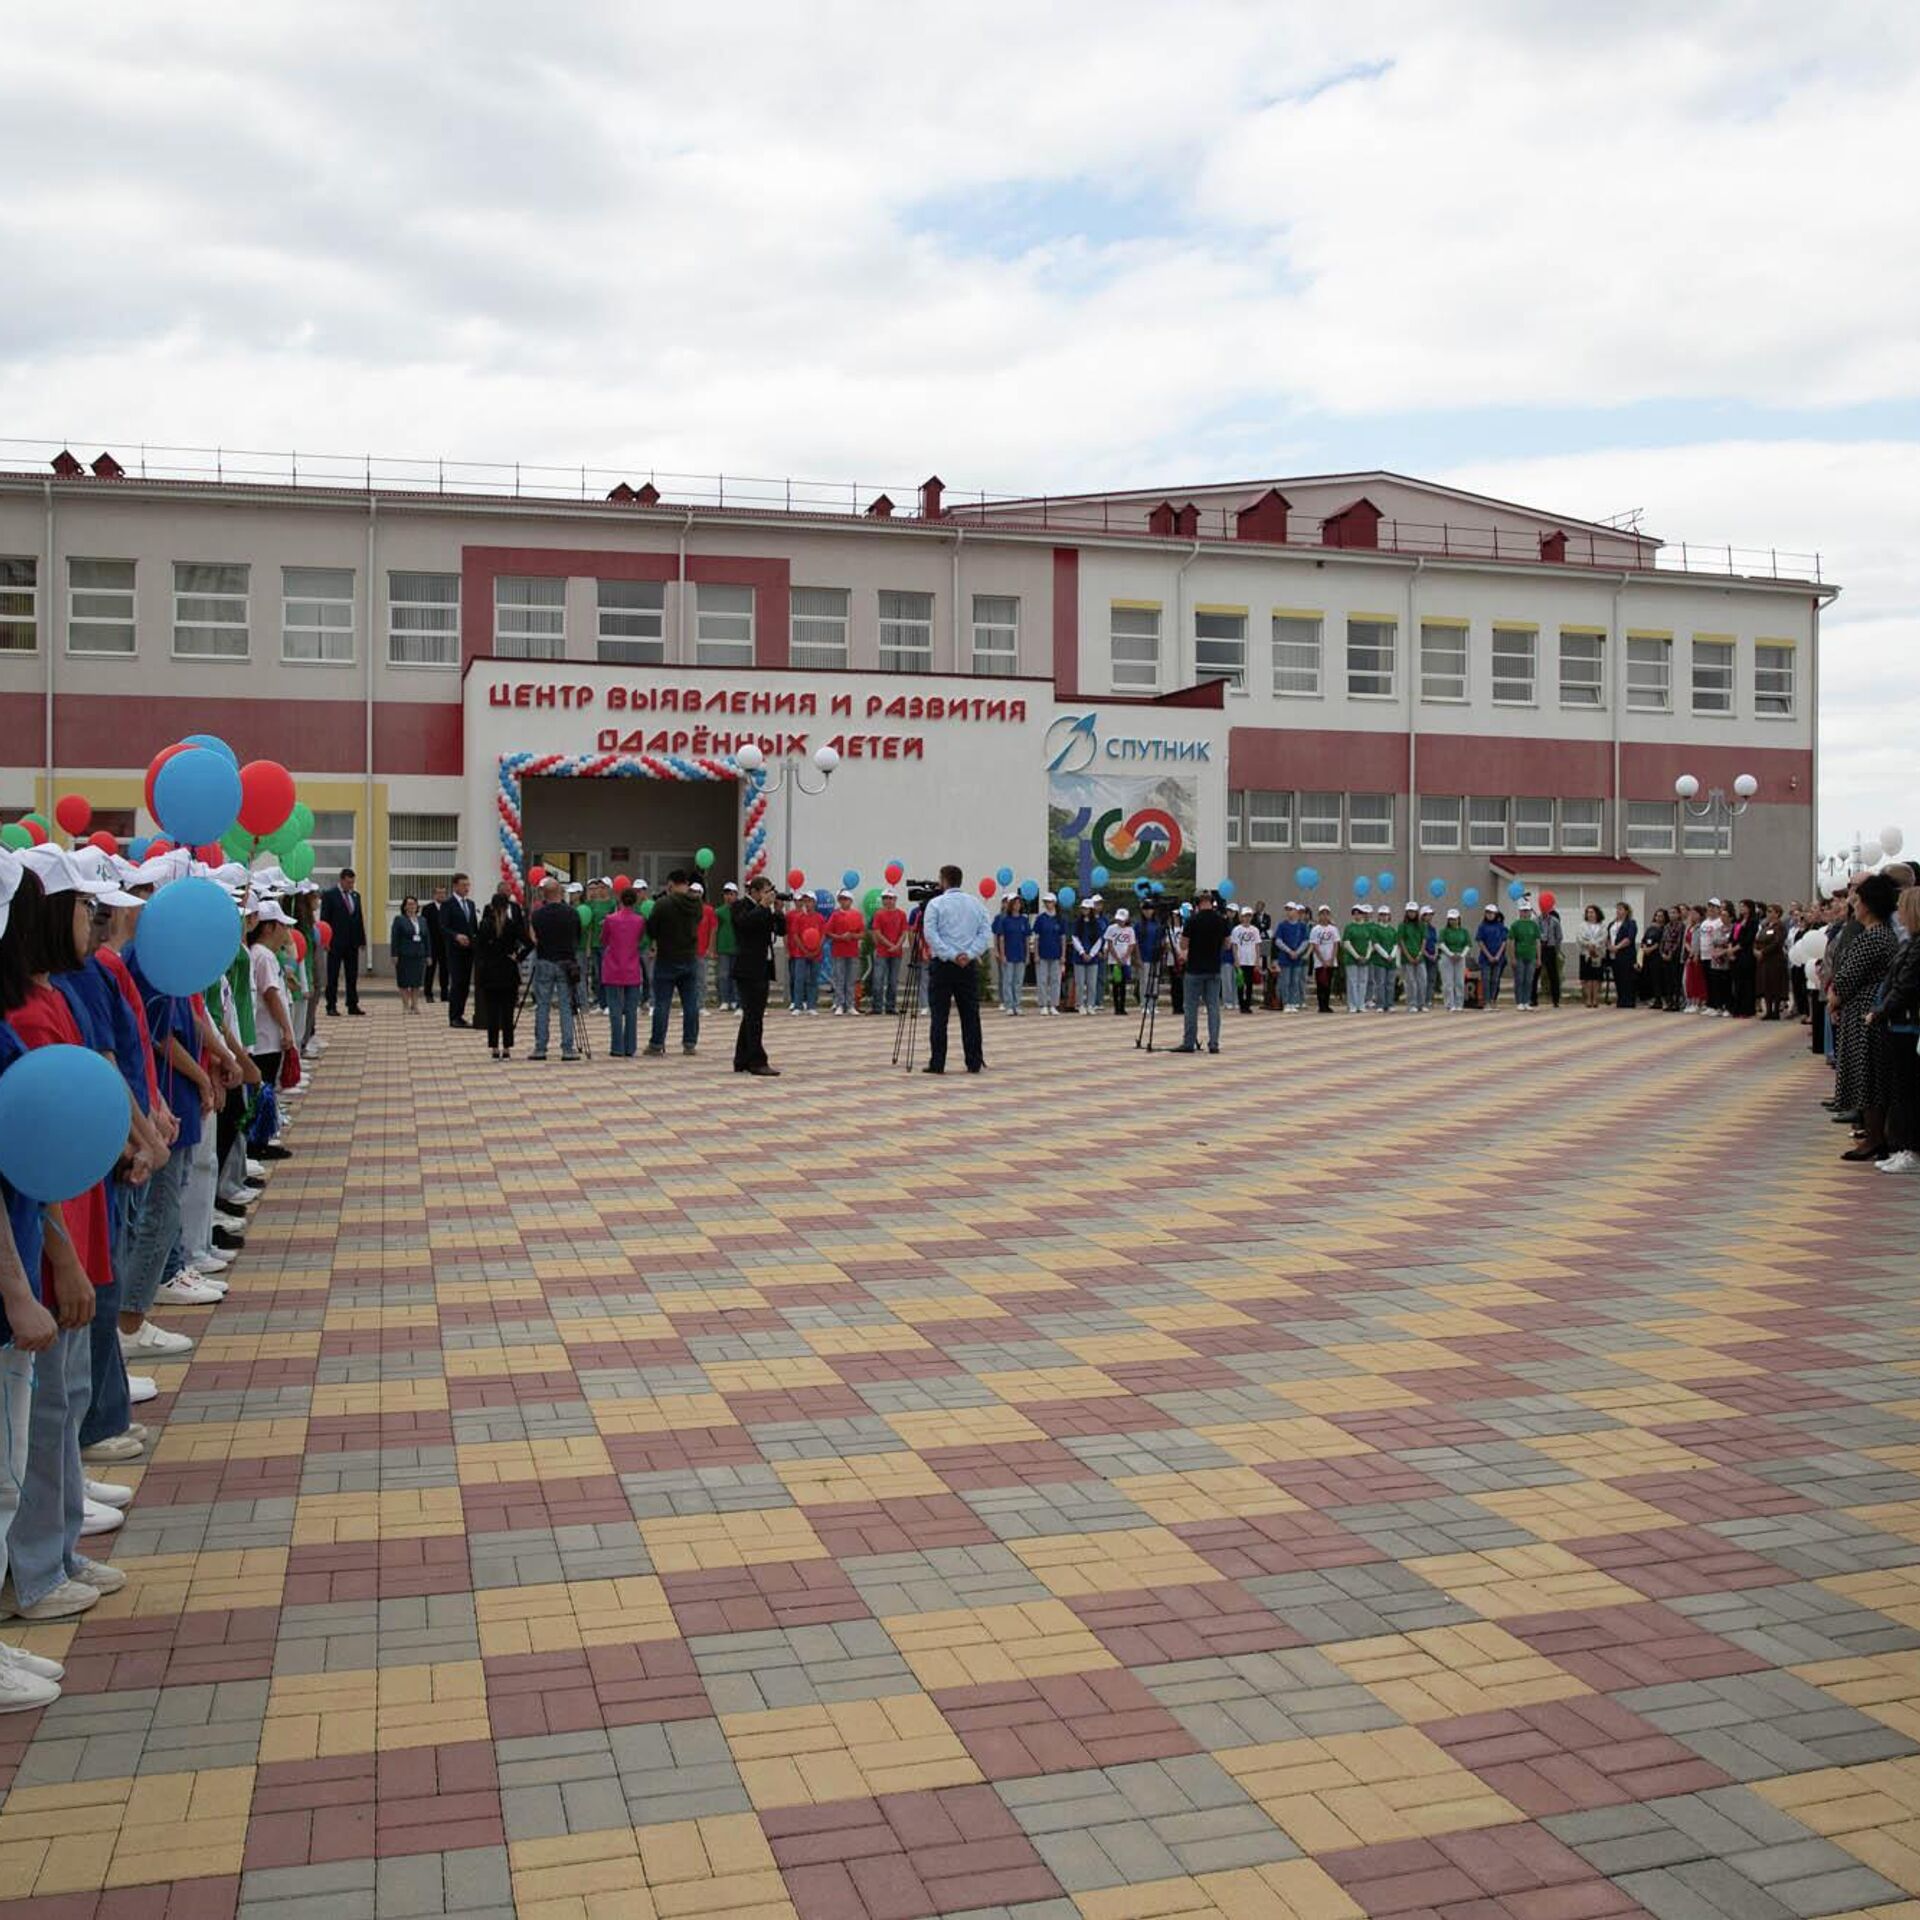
[319,868,368,1015]
[473,891,529,1059]
[728,877,786,1076]
[421,886,446,1003]
[645,871,705,1056]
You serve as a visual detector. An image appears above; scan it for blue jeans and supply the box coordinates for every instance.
[1513,956,1538,1007]
[998,957,1023,1011]
[1370,961,1395,1010]
[1281,960,1307,1007]
[717,952,737,1011]
[7,1324,91,1606]
[120,1140,186,1320]
[831,954,859,1012]
[1438,950,1467,1009]
[1035,956,1062,1011]
[788,955,819,1010]
[1401,959,1429,1012]
[1480,956,1505,1005]
[531,958,577,1055]
[1181,971,1223,1049]
[0,1346,32,1600]
[869,953,901,1013]
[1073,960,1100,1009]
[605,982,641,1056]
[651,957,701,1050]
[1344,961,1368,1009]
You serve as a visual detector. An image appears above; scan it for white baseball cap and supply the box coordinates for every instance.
[253,900,294,925]
[1448,907,1462,919]
[690,882,705,896]
[1088,893,1104,906]
[882,886,898,897]
[1041,891,1056,902]
[21,842,135,905]
[1404,900,1419,912]
[1239,906,1254,917]
[1114,907,1130,923]
[0,847,20,943]
[70,846,145,907]
[723,881,739,893]
[634,878,650,889]
[837,888,852,900]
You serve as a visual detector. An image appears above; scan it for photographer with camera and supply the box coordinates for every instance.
[526,876,582,1062]
[728,877,786,1076]
[919,865,992,1074]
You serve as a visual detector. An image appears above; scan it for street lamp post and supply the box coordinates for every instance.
[734,741,839,882]
[1675,771,1758,856]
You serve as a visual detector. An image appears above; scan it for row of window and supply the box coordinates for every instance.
[0,558,1025,674]
[1115,606,1797,719]
[1224,789,1732,858]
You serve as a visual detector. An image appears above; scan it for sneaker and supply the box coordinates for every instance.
[70,1558,126,1595]
[1,1579,99,1622]
[256,1143,292,1161]
[683,1046,697,1056]
[178,1267,229,1294]
[643,1045,667,1057]
[82,1433,146,1463]
[191,1251,232,1275]
[126,1423,150,1443]
[244,1159,268,1183]
[127,1375,159,1405]
[0,1640,64,1682]
[211,1229,245,1253]
[80,1500,125,1536]
[527,1052,548,1062]
[561,1052,581,1062]
[1878,1150,1920,1174]
[84,1480,132,1510]
[0,1662,60,1712]
[120,1322,193,1359]
[156,1276,224,1305]
[215,1197,250,1219]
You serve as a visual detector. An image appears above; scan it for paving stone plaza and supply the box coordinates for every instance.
[2,998,1917,1920]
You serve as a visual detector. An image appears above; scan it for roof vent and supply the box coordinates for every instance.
[1172,503,1200,538]
[1321,497,1381,549]
[634,482,661,506]
[90,451,126,480]
[865,493,895,519]
[606,482,637,503]
[1235,488,1290,543]
[51,449,83,477]
[1539,530,1568,563]
[918,475,945,519]
[1147,501,1178,537]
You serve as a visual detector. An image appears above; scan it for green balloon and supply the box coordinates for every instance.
[21,813,50,835]
[263,818,303,856]
[694,846,715,870]
[282,841,315,881]
[862,887,884,918]
[288,802,314,842]
[221,825,255,861]
[0,824,29,850]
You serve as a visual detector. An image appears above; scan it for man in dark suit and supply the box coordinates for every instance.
[441,871,479,1027]
[728,876,785,1076]
[421,884,447,1003]
[320,867,369,1015]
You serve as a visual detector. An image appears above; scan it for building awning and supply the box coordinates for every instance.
[1488,855,1658,878]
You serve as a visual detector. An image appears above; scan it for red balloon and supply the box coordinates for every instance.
[194,842,224,864]
[144,743,188,818]
[54,794,92,836]
[528,864,547,888]
[148,838,175,856]
[317,921,333,948]
[21,818,47,846]
[612,873,632,893]
[290,929,307,962]
[787,868,806,891]
[800,924,823,955]
[236,760,296,836]
[88,830,119,854]
[884,862,904,886]
[979,876,997,899]
[1539,890,1557,912]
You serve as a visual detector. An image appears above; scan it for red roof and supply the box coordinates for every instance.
[1489,855,1658,877]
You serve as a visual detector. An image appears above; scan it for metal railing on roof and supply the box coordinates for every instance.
[0,437,1822,584]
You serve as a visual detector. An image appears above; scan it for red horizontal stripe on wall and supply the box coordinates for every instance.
[1417,732,1611,796]
[0,692,462,778]
[1619,740,1810,805]
[1229,726,1407,790]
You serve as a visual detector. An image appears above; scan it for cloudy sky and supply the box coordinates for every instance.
[3,0,1913,848]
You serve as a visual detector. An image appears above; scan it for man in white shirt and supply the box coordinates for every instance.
[1228,907,1263,1013]
[918,866,994,1073]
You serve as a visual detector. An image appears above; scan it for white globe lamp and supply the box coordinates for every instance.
[733,741,765,773]
[1732,773,1758,800]
[813,746,841,773]
[1673,774,1700,800]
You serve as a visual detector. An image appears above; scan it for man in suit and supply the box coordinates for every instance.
[320,867,369,1015]
[728,876,785,1076]
[421,884,447,1003]
[441,871,479,1027]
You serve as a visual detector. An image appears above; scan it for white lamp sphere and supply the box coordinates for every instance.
[1674,774,1700,799]
[733,742,765,772]
[1882,825,1906,857]
[813,746,841,773]
[1732,773,1759,799]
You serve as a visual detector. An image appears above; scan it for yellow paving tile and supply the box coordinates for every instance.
[455,1435,615,1484]
[1268,1376,1429,1416]
[978,1364,1128,1403]
[1792,1656,1920,1740]
[511,1812,798,1920]
[1523,1427,1721,1479]
[1407,1544,1644,1619]
[475,1577,679,1656]
[1821,1568,1920,1630]
[1470,1480,1677,1542]
[1074,1859,1365,1920]
[1609,1345,1762,1382]
[1320,1623,1591,1720]
[443,1342,576,1377]
[90,1548,289,1619]
[772,1450,950,1505]
[722,1691,980,1808]
[1324,1339,1470,1374]
[1009,1526,1220,1597]
[882,1599,1118,1690]
[638,1507,828,1572]
[1567,1383,1740,1428]
[307,1376,450,1416]
[260,1660,490,1762]
[290,1486,467,1545]
[146,1417,310,1463]
[880,1402,1047,1449]
[1112,1466,1307,1526]
[1197,1416,1376,1465]
[0,1766,257,1898]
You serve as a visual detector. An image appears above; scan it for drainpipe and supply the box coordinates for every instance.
[1174,538,1201,688]
[1405,557,1424,864]
[364,497,378,948]
[676,509,694,660]
[1608,570,1629,857]
[42,480,54,811]
[951,526,965,671]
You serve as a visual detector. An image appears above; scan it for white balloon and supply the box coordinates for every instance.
[1881,825,1905,856]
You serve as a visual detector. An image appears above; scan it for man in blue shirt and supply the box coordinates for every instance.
[918,866,993,1073]
[993,903,1032,1016]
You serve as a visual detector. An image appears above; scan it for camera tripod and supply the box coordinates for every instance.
[515,955,594,1059]
[890,944,925,1069]
[1135,948,1168,1050]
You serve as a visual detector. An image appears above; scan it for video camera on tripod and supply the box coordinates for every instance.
[902,877,942,907]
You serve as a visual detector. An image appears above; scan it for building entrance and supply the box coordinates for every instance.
[520,774,739,886]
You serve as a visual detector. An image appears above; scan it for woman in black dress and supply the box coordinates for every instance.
[389,895,427,1014]
[1833,873,1899,1155]
[474,890,529,1060]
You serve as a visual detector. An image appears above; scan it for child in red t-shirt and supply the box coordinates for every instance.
[824,892,867,1015]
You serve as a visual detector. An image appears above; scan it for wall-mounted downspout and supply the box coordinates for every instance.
[42,480,54,808]
[1608,570,1630,857]
[951,525,965,672]
[676,509,694,660]
[1405,557,1425,860]
[365,497,378,922]
[1174,538,1201,687]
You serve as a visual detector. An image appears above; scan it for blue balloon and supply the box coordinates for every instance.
[1134,877,1150,895]
[1295,866,1319,891]
[1462,887,1480,908]
[1354,876,1372,898]
[841,868,860,890]
[1377,871,1395,894]
[152,748,241,846]
[1058,885,1078,910]
[0,1045,130,1202]
[815,888,833,910]
[1427,877,1447,899]
[1019,879,1039,903]
[131,876,242,993]
[128,835,154,861]
[995,865,1014,888]
[1151,880,1165,894]
[1217,878,1238,900]
[180,732,238,765]
[1090,865,1109,888]
[1508,880,1527,902]
[1179,901,1193,919]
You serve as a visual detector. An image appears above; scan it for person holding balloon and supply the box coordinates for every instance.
[869,887,909,1016]
[825,890,866,1016]
[1538,893,1565,1008]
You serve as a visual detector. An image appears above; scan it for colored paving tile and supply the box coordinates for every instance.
[3,996,1919,1918]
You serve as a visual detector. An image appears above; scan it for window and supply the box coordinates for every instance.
[1559,798,1603,853]
[495,575,564,659]
[696,583,755,666]
[1298,791,1342,850]
[1514,796,1555,854]
[0,558,35,652]
[1419,620,1468,702]
[67,558,135,655]
[1558,629,1605,708]
[388,571,460,667]
[1683,814,1733,858]
[1272,613,1322,696]
[1491,624,1538,705]
[1346,617,1397,698]
[1691,636,1735,715]
[308,809,357,878]
[1247,791,1293,848]
[282,566,355,664]
[789,587,849,670]
[1755,642,1795,717]
[598,579,666,665]
[1468,796,1509,853]
[971,594,1019,675]
[173,562,249,659]
[1194,607,1247,689]
[1626,801,1676,855]
[1348,793,1394,849]
[1110,603,1160,689]
[1418,795,1462,852]
[878,589,933,673]
[388,812,459,908]
[1226,789,1244,851]
[1626,634,1671,712]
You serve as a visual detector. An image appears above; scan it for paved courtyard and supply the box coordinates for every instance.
[3,997,1919,1920]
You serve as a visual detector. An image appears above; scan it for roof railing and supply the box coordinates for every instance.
[0,438,1821,583]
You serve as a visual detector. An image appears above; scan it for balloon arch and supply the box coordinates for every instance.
[495,751,767,901]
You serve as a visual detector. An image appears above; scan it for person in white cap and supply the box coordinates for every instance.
[715,880,742,1014]
[1070,897,1104,1014]
[1272,904,1308,1012]
[1437,907,1470,1011]
[1102,905,1138,1015]
[825,890,865,1014]
[1228,906,1262,1013]
[1033,892,1065,1014]
[1397,901,1429,1014]
[870,887,909,1015]
[1307,905,1339,1012]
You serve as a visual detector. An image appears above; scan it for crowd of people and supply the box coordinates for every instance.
[0,839,322,1708]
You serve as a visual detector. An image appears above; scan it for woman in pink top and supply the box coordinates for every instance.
[600,890,647,1057]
